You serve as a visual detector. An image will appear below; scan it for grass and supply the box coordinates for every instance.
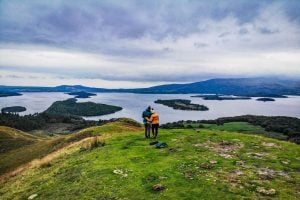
[0,126,41,153]
[0,120,299,199]
[184,122,288,140]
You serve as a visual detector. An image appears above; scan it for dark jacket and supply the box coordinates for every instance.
[142,109,152,123]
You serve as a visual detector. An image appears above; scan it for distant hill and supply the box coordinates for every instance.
[0,85,109,93]
[0,91,22,97]
[125,77,300,95]
[1,77,300,96]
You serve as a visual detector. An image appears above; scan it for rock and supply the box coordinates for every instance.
[184,171,194,179]
[231,170,244,176]
[235,160,245,166]
[28,194,38,200]
[248,152,268,159]
[200,162,214,169]
[281,160,290,165]
[256,187,276,195]
[257,168,276,180]
[257,168,289,179]
[194,144,202,147]
[113,169,128,177]
[219,153,233,158]
[277,171,290,178]
[209,160,218,164]
[262,142,277,147]
[219,140,233,146]
[152,184,166,191]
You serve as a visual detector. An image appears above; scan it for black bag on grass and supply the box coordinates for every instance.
[155,142,168,149]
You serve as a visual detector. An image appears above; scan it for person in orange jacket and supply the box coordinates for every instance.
[146,108,159,139]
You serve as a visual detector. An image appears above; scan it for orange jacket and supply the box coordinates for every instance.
[147,113,159,124]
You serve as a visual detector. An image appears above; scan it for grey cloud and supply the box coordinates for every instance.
[258,27,280,35]
[6,75,22,78]
[239,28,249,35]
[218,32,230,38]
[1,0,299,56]
[194,42,209,49]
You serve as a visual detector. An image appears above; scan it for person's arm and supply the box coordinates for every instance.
[146,115,153,122]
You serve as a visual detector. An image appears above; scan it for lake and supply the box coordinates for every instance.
[0,92,300,124]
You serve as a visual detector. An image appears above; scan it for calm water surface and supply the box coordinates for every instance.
[0,92,299,124]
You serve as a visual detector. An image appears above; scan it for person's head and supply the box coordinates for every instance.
[147,106,151,111]
[151,108,155,114]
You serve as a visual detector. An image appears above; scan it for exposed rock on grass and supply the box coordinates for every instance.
[257,168,289,180]
[195,140,243,159]
[152,184,166,191]
[256,187,276,195]
[235,160,245,166]
[262,142,277,147]
[230,170,244,176]
[184,171,194,180]
[113,169,128,178]
[281,160,290,165]
[28,194,38,199]
[200,162,214,169]
[247,152,269,159]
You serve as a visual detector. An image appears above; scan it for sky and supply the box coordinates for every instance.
[0,0,300,88]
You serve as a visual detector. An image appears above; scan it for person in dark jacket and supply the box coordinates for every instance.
[142,106,152,139]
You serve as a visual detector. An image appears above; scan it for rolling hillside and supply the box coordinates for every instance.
[0,119,299,199]
[0,126,40,153]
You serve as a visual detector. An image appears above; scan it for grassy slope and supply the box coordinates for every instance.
[1,121,300,199]
[186,122,288,140]
[0,126,41,153]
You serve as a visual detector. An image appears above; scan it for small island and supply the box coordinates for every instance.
[250,94,288,98]
[155,99,209,111]
[1,106,26,113]
[67,91,97,98]
[191,94,251,100]
[256,97,275,102]
[44,98,122,116]
[0,91,22,97]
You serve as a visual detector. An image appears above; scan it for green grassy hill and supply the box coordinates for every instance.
[0,126,40,153]
[0,120,299,199]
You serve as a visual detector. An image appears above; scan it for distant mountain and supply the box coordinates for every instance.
[122,77,300,96]
[0,85,110,93]
[1,77,300,96]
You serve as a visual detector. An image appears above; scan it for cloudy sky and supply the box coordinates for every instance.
[0,0,300,88]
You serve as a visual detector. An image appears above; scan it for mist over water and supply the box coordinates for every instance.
[0,92,300,124]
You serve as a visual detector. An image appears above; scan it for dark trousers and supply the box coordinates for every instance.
[144,123,151,139]
[152,124,159,138]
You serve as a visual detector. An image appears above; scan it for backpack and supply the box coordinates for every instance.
[155,142,168,149]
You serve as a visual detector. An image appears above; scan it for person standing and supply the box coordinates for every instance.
[142,106,152,139]
[147,109,159,139]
